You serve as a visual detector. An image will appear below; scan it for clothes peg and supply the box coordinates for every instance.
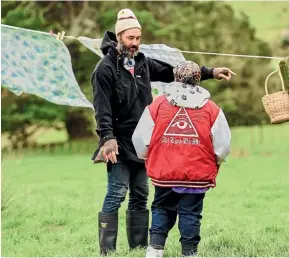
[60,31,65,40]
[56,32,61,40]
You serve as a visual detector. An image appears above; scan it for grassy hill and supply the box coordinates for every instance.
[229,1,289,44]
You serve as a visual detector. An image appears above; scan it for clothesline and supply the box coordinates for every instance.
[2,24,285,61]
[179,50,284,60]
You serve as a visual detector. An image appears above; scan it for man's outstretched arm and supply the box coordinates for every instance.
[147,57,235,82]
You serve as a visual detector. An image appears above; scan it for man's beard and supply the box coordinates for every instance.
[118,41,139,58]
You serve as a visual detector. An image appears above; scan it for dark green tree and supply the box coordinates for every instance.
[2,1,279,147]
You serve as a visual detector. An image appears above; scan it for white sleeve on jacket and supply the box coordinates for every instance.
[132,106,155,160]
[211,109,231,164]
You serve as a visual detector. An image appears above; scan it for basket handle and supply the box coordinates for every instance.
[264,69,286,95]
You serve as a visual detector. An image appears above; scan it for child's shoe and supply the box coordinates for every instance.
[145,245,164,258]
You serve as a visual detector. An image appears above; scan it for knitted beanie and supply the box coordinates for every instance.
[115,9,142,35]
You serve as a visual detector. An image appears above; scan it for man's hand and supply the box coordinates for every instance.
[213,67,236,81]
[96,139,119,164]
[93,146,107,164]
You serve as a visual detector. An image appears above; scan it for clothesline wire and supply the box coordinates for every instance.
[178,50,284,60]
[2,24,285,61]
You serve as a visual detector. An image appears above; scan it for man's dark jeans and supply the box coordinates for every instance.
[149,186,205,255]
[102,160,149,212]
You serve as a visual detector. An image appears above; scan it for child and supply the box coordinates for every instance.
[132,61,231,257]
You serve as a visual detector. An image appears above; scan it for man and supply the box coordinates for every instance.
[91,8,234,256]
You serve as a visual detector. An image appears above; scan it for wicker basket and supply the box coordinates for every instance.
[262,69,289,124]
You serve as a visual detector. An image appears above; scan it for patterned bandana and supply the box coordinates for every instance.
[173,61,201,86]
[166,61,210,109]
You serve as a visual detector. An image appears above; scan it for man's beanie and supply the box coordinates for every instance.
[115,9,142,35]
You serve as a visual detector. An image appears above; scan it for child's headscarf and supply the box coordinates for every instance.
[173,61,201,86]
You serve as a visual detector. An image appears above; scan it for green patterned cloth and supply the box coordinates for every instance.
[1,25,187,107]
[1,25,93,109]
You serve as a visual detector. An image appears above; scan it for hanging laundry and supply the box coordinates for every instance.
[1,25,93,109]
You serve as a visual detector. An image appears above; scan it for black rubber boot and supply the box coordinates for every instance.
[181,243,198,257]
[98,212,118,256]
[126,209,149,249]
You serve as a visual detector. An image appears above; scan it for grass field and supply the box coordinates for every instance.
[2,123,289,257]
[1,1,289,257]
[229,1,289,44]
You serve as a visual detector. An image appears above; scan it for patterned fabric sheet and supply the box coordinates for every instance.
[1,25,93,109]
[1,25,187,108]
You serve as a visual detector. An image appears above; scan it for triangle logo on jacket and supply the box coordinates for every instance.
[164,107,199,137]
